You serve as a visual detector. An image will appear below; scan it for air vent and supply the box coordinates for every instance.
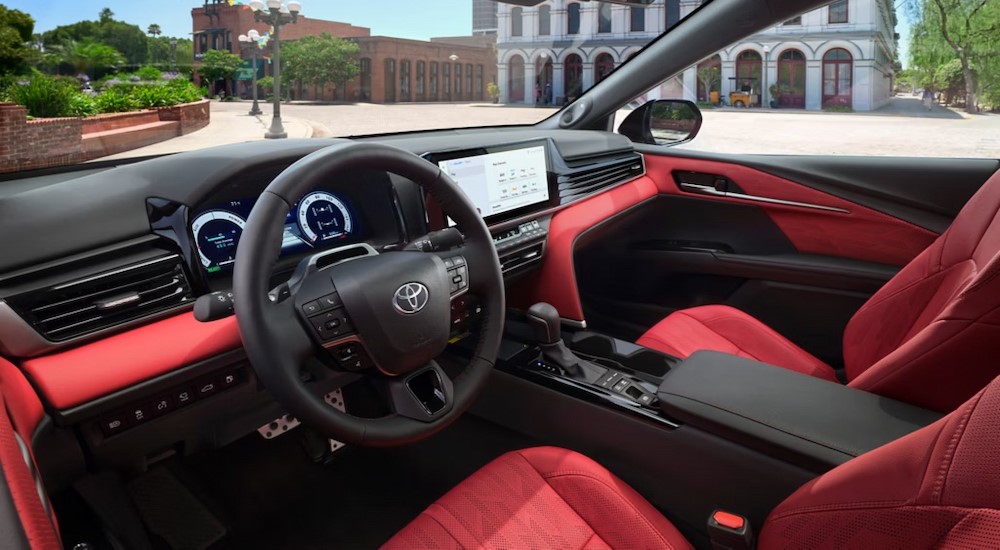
[557,154,645,205]
[7,255,194,342]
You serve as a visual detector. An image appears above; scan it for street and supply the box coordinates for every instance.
[116,98,1000,160]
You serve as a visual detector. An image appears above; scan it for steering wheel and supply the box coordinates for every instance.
[232,141,504,447]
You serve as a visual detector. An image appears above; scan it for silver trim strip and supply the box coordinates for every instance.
[678,182,850,214]
[561,317,587,329]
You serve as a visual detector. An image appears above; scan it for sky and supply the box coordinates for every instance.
[8,0,474,42]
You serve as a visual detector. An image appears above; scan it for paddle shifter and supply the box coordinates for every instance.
[526,303,607,384]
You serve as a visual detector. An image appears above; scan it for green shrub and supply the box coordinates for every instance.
[67,93,98,117]
[6,74,78,118]
[130,85,177,108]
[823,105,854,113]
[696,100,717,109]
[135,66,162,81]
[94,88,140,113]
[164,78,206,103]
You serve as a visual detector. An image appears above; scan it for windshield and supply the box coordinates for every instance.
[1,0,997,172]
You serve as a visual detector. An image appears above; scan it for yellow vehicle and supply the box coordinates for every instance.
[728,76,760,107]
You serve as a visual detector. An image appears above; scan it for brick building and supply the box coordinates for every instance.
[191,0,497,103]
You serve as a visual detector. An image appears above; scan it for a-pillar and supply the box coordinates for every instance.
[523,62,535,104]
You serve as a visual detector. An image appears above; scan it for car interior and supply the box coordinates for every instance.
[2,0,1000,548]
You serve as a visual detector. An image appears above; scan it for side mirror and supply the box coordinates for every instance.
[619,99,702,146]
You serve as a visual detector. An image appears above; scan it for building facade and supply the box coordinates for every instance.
[496,0,897,111]
[191,1,496,104]
[472,0,500,35]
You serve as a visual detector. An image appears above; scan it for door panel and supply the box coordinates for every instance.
[568,151,999,366]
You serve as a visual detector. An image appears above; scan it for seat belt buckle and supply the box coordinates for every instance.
[708,509,754,550]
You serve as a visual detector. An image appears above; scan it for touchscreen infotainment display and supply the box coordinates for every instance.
[437,145,549,219]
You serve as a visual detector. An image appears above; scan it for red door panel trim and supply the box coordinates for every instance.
[645,155,937,265]
[20,313,241,410]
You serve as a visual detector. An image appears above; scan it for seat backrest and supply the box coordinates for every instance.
[844,169,1000,412]
[760,375,1000,549]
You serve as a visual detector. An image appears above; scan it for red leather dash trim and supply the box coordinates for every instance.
[0,358,44,439]
[644,155,937,266]
[20,313,241,410]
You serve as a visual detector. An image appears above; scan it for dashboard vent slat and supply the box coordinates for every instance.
[557,154,644,205]
[7,255,195,342]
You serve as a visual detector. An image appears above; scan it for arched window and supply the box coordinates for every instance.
[567,3,581,35]
[538,5,551,36]
[630,6,645,32]
[466,63,473,99]
[400,60,411,102]
[429,62,439,101]
[475,64,484,100]
[776,50,805,107]
[416,60,426,100]
[384,59,396,103]
[822,48,853,107]
[455,63,462,97]
[359,57,372,102]
[598,2,612,33]
[594,52,614,83]
[564,53,582,97]
[508,54,525,102]
[511,7,523,37]
[735,50,762,105]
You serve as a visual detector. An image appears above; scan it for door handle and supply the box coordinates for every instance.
[677,182,849,214]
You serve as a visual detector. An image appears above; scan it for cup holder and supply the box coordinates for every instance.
[568,331,676,378]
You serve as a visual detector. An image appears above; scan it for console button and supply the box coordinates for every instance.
[99,413,129,436]
[637,393,654,406]
[612,379,630,392]
[174,387,196,407]
[302,301,322,315]
[128,403,152,425]
[195,378,219,398]
[219,371,240,389]
[150,395,173,416]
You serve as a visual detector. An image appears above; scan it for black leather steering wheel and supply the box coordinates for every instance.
[233,141,504,447]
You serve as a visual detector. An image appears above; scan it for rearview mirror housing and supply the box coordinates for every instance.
[619,99,702,147]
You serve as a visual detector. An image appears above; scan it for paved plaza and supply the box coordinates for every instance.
[108,97,1000,161]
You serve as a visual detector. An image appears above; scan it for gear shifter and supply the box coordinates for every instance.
[526,302,607,384]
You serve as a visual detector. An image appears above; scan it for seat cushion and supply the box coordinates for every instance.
[637,305,838,382]
[383,447,692,550]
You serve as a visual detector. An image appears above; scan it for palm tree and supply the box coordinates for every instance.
[56,40,125,78]
[99,8,115,24]
[147,24,161,38]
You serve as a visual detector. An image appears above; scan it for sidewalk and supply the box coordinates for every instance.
[99,102,316,161]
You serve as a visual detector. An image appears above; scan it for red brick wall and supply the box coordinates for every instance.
[156,100,211,135]
[0,104,84,173]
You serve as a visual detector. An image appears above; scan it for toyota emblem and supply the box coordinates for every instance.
[393,282,429,314]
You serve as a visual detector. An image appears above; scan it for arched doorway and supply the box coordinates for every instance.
[508,55,525,103]
[777,49,806,107]
[384,58,396,103]
[564,53,582,100]
[594,53,614,84]
[696,54,721,102]
[822,48,852,107]
[535,55,553,104]
[735,50,762,106]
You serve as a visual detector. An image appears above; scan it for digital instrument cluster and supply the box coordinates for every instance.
[192,190,361,273]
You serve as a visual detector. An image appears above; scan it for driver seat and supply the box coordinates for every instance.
[385,375,1000,549]
[638,169,1000,413]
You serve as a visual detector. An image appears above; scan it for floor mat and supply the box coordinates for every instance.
[128,468,227,550]
[180,415,538,549]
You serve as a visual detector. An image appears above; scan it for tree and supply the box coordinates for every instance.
[99,8,114,24]
[696,65,721,100]
[146,24,161,38]
[282,33,360,100]
[56,40,124,77]
[909,0,1000,113]
[40,11,148,67]
[0,4,35,75]
[197,48,242,94]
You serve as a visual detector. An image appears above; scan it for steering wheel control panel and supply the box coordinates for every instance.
[301,292,357,343]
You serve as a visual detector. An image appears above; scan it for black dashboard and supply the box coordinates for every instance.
[0,128,643,357]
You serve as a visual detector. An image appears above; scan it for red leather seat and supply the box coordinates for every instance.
[638,169,1000,412]
[387,376,1000,549]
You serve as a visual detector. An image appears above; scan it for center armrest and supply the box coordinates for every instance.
[657,351,943,472]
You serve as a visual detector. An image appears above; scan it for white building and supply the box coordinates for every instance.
[495,0,897,111]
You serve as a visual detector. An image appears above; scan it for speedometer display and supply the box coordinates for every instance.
[297,191,353,243]
[192,210,245,272]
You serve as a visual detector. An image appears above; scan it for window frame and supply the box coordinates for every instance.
[511,6,524,37]
[630,6,645,32]
[828,0,848,24]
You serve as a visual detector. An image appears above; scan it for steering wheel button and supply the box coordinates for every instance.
[302,301,321,315]
[444,257,455,268]
[325,318,341,330]
[453,256,466,266]
[319,293,342,309]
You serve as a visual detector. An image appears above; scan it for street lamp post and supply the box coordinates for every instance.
[248,0,301,139]
[169,39,178,73]
[762,44,771,108]
[238,30,264,116]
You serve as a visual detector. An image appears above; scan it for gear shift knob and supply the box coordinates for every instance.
[527,302,561,345]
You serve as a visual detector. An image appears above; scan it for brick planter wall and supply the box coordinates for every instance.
[0,99,211,174]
